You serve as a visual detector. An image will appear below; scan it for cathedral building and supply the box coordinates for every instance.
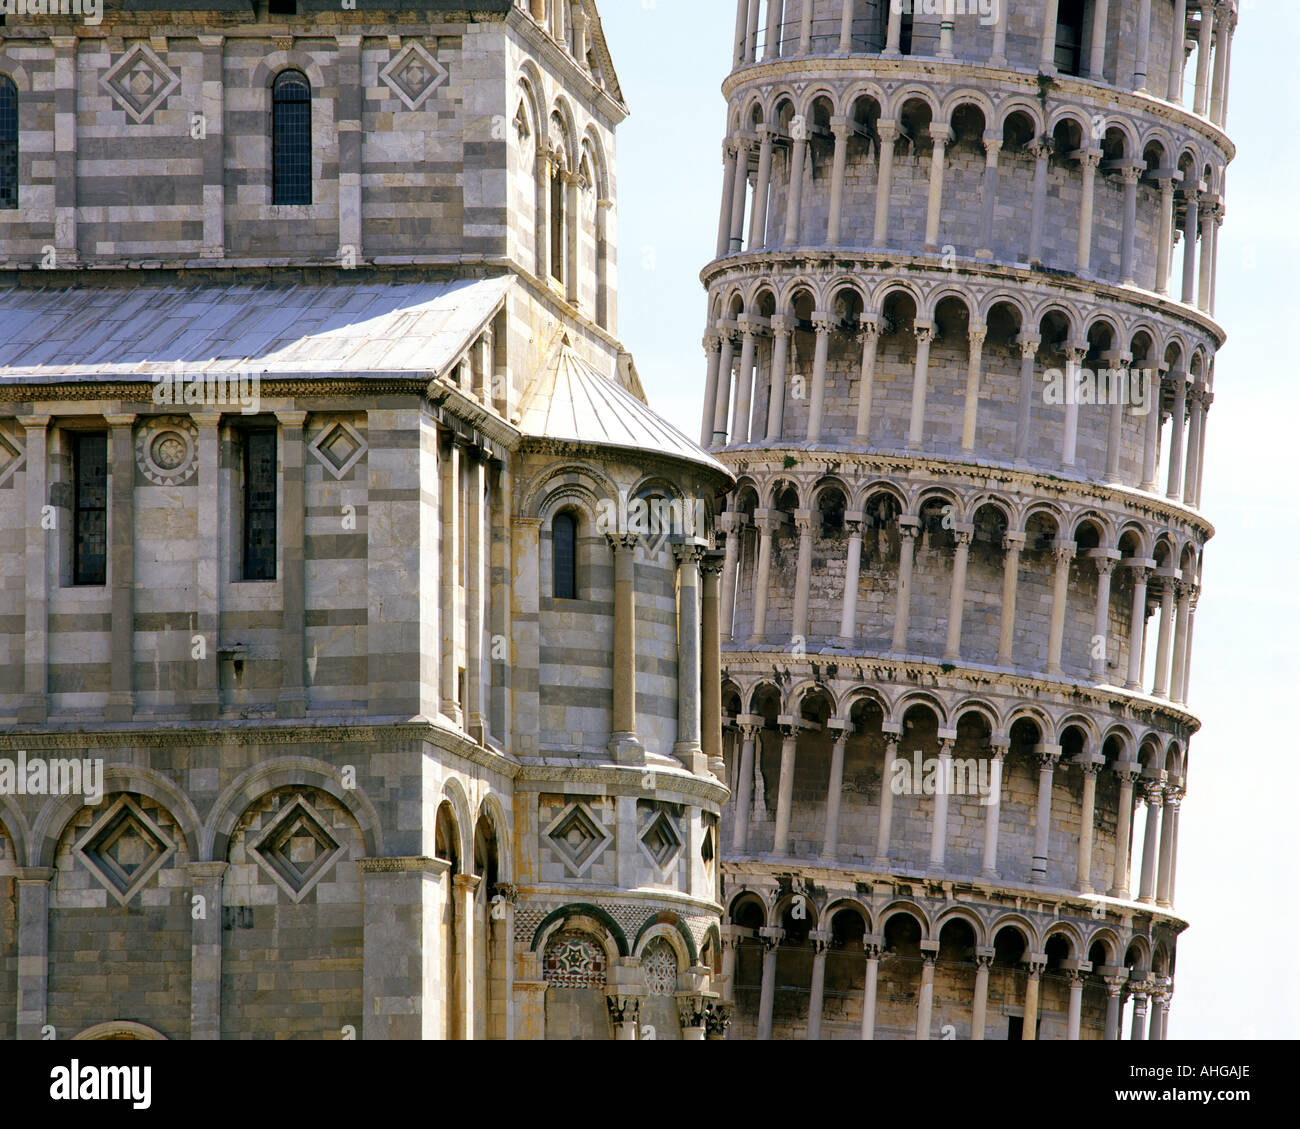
[705,0,1235,1039]
[0,1,734,1040]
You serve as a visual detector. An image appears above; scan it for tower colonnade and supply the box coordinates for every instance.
[702,0,1236,1039]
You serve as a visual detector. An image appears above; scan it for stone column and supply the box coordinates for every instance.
[1039,0,1061,70]
[1197,380,1216,504]
[720,515,742,642]
[453,874,480,1039]
[1076,757,1104,893]
[837,0,854,51]
[855,321,881,439]
[883,4,903,55]
[1089,0,1111,77]
[750,513,780,641]
[766,316,792,441]
[1194,1,1215,115]
[673,543,706,773]
[199,35,227,258]
[1170,374,1190,499]
[701,333,723,448]
[806,932,829,1039]
[732,320,758,446]
[799,0,814,53]
[1211,10,1234,125]
[1119,166,1141,284]
[717,142,739,258]
[982,743,1007,878]
[1137,778,1165,903]
[1131,982,1151,1040]
[1105,357,1131,483]
[1152,571,1178,697]
[750,127,775,249]
[923,125,953,253]
[1142,366,1165,491]
[50,37,78,264]
[1022,958,1046,1040]
[720,925,741,1001]
[729,137,752,253]
[1046,542,1076,677]
[18,417,50,725]
[440,435,462,723]
[1066,969,1086,1039]
[826,118,851,245]
[977,136,1002,259]
[732,718,762,851]
[1076,150,1102,274]
[873,122,899,247]
[791,510,816,641]
[607,996,641,1040]
[1184,384,1207,506]
[1164,790,1185,910]
[907,324,935,450]
[1180,189,1200,305]
[712,328,738,445]
[772,719,799,856]
[943,530,973,663]
[928,739,955,873]
[916,947,938,1040]
[874,733,902,868]
[1091,555,1118,680]
[466,452,487,743]
[1014,336,1040,462]
[807,315,834,443]
[1061,345,1087,468]
[1156,176,1176,294]
[1198,200,1216,312]
[861,941,882,1040]
[1126,564,1151,690]
[823,721,849,860]
[105,415,138,723]
[971,951,994,1040]
[755,928,784,1040]
[763,0,785,59]
[1110,763,1140,898]
[192,413,221,717]
[337,36,363,264]
[608,534,643,763]
[1133,0,1153,89]
[1149,981,1169,1040]
[839,518,864,643]
[1028,141,1051,266]
[1031,748,1060,882]
[1104,974,1126,1039]
[891,524,919,653]
[1170,582,1193,704]
[1168,0,1189,102]
[960,326,988,452]
[701,553,725,780]
[189,862,227,1040]
[783,133,807,247]
[16,868,55,1040]
[998,535,1024,667]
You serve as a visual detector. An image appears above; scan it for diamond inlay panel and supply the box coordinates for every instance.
[308,419,367,480]
[250,793,346,901]
[379,42,448,111]
[75,796,176,905]
[101,44,181,124]
[639,809,682,871]
[544,801,612,877]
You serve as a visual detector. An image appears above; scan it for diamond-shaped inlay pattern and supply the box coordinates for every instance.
[379,42,448,111]
[0,427,25,489]
[544,802,612,877]
[308,420,367,480]
[251,794,345,901]
[101,44,181,124]
[76,796,176,905]
[639,810,682,871]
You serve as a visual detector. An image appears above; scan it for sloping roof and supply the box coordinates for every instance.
[0,277,510,383]
[517,342,727,475]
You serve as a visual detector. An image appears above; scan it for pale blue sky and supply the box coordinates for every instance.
[600,0,1297,1040]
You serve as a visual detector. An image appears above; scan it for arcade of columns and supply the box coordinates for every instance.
[702,0,1235,1040]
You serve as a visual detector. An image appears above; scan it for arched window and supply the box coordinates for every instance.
[272,70,311,205]
[0,75,17,210]
[552,512,578,600]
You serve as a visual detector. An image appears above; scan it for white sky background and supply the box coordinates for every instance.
[600,0,1298,1039]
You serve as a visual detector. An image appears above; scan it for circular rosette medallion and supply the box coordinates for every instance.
[135,416,200,486]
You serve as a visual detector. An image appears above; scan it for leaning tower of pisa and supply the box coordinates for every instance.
[703,0,1236,1040]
